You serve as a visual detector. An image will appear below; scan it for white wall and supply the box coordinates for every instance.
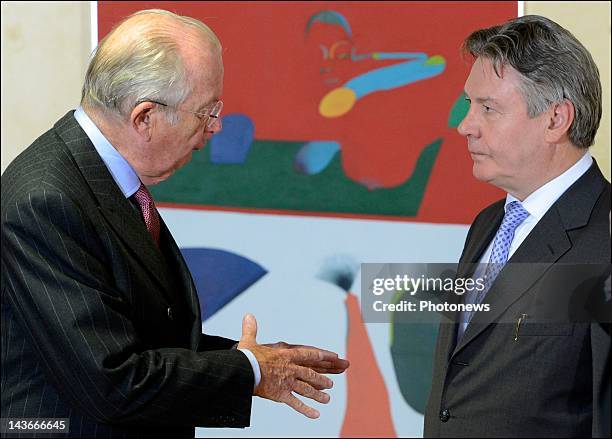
[1,1,91,171]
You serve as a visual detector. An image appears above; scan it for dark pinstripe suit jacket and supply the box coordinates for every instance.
[1,111,254,438]
[424,161,611,437]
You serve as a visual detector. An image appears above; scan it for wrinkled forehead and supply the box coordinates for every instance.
[183,49,224,105]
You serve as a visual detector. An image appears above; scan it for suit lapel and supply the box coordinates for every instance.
[457,204,504,279]
[452,161,607,358]
[53,111,174,303]
[435,204,504,361]
[97,201,174,300]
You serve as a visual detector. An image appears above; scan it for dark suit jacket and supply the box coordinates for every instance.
[424,161,611,437]
[1,111,254,438]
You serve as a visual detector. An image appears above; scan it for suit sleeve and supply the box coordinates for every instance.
[1,187,254,428]
[198,334,238,351]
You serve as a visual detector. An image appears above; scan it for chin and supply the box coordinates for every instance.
[472,163,495,183]
[147,175,171,185]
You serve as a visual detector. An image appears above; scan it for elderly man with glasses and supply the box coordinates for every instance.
[1,9,348,438]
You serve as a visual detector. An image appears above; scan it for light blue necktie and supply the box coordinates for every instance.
[462,201,530,327]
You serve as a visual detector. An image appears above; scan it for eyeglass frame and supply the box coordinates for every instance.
[145,99,223,130]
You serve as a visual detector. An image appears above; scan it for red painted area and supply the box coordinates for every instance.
[99,2,513,224]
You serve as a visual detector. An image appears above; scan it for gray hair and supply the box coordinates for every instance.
[462,15,601,149]
[81,9,221,124]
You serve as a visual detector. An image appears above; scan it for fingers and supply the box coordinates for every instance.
[249,339,349,420]
[262,343,349,373]
[293,379,330,404]
[297,358,350,372]
[281,393,320,419]
[287,348,331,363]
[288,349,350,372]
[262,341,290,349]
[323,358,350,373]
[286,344,338,358]
[306,380,326,391]
[239,314,258,345]
[295,365,333,390]
[310,366,351,375]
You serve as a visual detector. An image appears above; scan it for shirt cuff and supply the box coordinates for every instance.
[237,348,261,390]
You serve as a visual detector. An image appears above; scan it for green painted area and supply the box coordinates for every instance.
[151,138,442,217]
[390,290,440,414]
[448,92,469,128]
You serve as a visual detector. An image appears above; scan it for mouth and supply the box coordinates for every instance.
[469,150,487,157]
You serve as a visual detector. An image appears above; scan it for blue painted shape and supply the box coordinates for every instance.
[181,248,267,320]
[345,59,446,99]
[209,114,254,164]
[306,10,352,37]
[372,52,428,61]
[294,141,340,175]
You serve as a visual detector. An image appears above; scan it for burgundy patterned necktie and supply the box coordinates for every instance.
[132,183,160,244]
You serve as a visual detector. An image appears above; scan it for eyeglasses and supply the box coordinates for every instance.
[148,99,223,130]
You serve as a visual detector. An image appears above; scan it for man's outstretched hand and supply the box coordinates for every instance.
[237,314,349,419]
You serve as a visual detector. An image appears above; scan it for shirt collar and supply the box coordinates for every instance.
[73,106,141,198]
[505,152,593,220]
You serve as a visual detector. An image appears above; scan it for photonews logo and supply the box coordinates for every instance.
[362,263,490,323]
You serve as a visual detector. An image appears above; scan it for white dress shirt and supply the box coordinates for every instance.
[73,107,261,388]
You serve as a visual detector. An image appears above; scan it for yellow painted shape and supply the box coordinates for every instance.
[425,54,446,65]
[319,87,357,118]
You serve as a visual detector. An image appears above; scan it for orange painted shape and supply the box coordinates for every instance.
[341,293,397,438]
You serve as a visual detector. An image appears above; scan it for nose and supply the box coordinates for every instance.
[457,107,478,138]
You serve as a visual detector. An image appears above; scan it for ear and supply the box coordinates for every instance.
[544,99,575,144]
[130,102,157,141]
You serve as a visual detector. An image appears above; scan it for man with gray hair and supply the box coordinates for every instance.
[425,15,610,437]
[1,9,348,438]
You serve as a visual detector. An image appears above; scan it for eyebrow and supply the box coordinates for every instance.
[464,93,500,106]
